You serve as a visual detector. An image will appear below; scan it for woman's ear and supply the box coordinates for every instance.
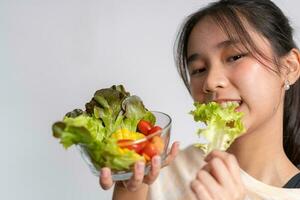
[281,48,300,84]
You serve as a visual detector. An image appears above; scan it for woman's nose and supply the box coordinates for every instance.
[203,66,229,93]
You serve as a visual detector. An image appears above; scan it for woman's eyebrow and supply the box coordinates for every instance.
[215,39,240,49]
[187,39,241,64]
[187,54,201,65]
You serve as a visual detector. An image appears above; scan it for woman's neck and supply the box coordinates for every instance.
[227,113,299,187]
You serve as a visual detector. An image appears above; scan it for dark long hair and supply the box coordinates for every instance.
[174,0,300,166]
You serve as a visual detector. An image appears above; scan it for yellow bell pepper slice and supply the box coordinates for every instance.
[111,129,145,140]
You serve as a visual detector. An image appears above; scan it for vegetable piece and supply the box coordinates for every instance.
[148,126,162,136]
[151,136,164,154]
[142,142,158,158]
[52,113,105,148]
[121,96,155,132]
[86,86,128,134]
[117,139,147,154]
[142,153,151,162]
[190,101,246,154]
[141,136,164,158]
[117,139,134,147]
[111,129,145,140]
[101,138,146,171]
[137,120,153,135]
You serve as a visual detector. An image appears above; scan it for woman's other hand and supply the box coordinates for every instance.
[191,150,246,200]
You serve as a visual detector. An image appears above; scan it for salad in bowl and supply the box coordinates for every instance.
[52,85,171,180]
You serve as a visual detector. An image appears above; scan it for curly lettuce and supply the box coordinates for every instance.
[190,102,246,154]
[52,85,155,171]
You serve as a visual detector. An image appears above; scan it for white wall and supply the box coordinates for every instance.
[1,0,300,199]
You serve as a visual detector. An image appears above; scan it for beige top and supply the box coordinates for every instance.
[147,145,300,200]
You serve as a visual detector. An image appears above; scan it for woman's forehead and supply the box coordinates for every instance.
[190,17,228,42]
[187,16,271,56]
[187,21,236,58]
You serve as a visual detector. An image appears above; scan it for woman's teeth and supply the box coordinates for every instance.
[220,101,242,108]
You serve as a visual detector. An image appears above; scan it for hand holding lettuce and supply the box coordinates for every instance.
[190,102,246,154]
[52,85,162,172]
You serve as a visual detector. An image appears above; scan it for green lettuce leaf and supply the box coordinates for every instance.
[96,138,145,171]
[121,95,156,131]
[52,113,105,148]
[190,102,246,154]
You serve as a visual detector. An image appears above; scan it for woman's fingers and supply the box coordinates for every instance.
[203,158,236,192]
[144,155,161,184]
[205,150,242,185]
[99,167,114,190]
[195,169,220,198]
[124,161,145,192]
[124,141,179,189]
[122,141,179,190]
[191,179,213,200]
[196,150,246,199]
[162,141,180,167]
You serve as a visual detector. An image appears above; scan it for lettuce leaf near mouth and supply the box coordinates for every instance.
[190,101,246,154]
[52,85,156,171]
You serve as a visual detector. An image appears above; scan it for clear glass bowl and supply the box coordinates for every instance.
[77,111,172,181]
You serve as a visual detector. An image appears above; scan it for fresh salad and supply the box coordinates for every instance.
[52,85,165,171]
[190,101,246,154]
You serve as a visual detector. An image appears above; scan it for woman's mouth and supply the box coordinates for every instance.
[213,99,243,111]
[235,102,243,112]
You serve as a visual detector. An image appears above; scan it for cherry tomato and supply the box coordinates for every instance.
[142,136,165,158]
[151,136,164,154]
[117,139,146,154]
[148,126,162,135]
[142,141,159,158]
[137,120,152,135]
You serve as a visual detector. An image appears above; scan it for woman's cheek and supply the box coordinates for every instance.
[231,61,259,89]
[232,61,271,102]
[231,61,282,132]
[234,60,282,101]
[190,78,206,102]
[231,62,263,127]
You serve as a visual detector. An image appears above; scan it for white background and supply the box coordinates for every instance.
[1,0,300,199]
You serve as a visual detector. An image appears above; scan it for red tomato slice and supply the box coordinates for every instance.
[137,120,152,135]
[117,139,134,147]
[148,126,162,136]
[117,139,146,154]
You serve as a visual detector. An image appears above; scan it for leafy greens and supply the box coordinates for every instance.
[52,85,156,171]
[190,102,246,154]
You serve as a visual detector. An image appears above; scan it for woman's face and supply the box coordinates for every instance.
[187,17,285,134]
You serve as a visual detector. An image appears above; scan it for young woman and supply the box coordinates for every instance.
[100,0,300,199]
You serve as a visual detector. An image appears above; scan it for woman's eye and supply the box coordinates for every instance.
[190,68,206,76]
[227,53,247,62]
